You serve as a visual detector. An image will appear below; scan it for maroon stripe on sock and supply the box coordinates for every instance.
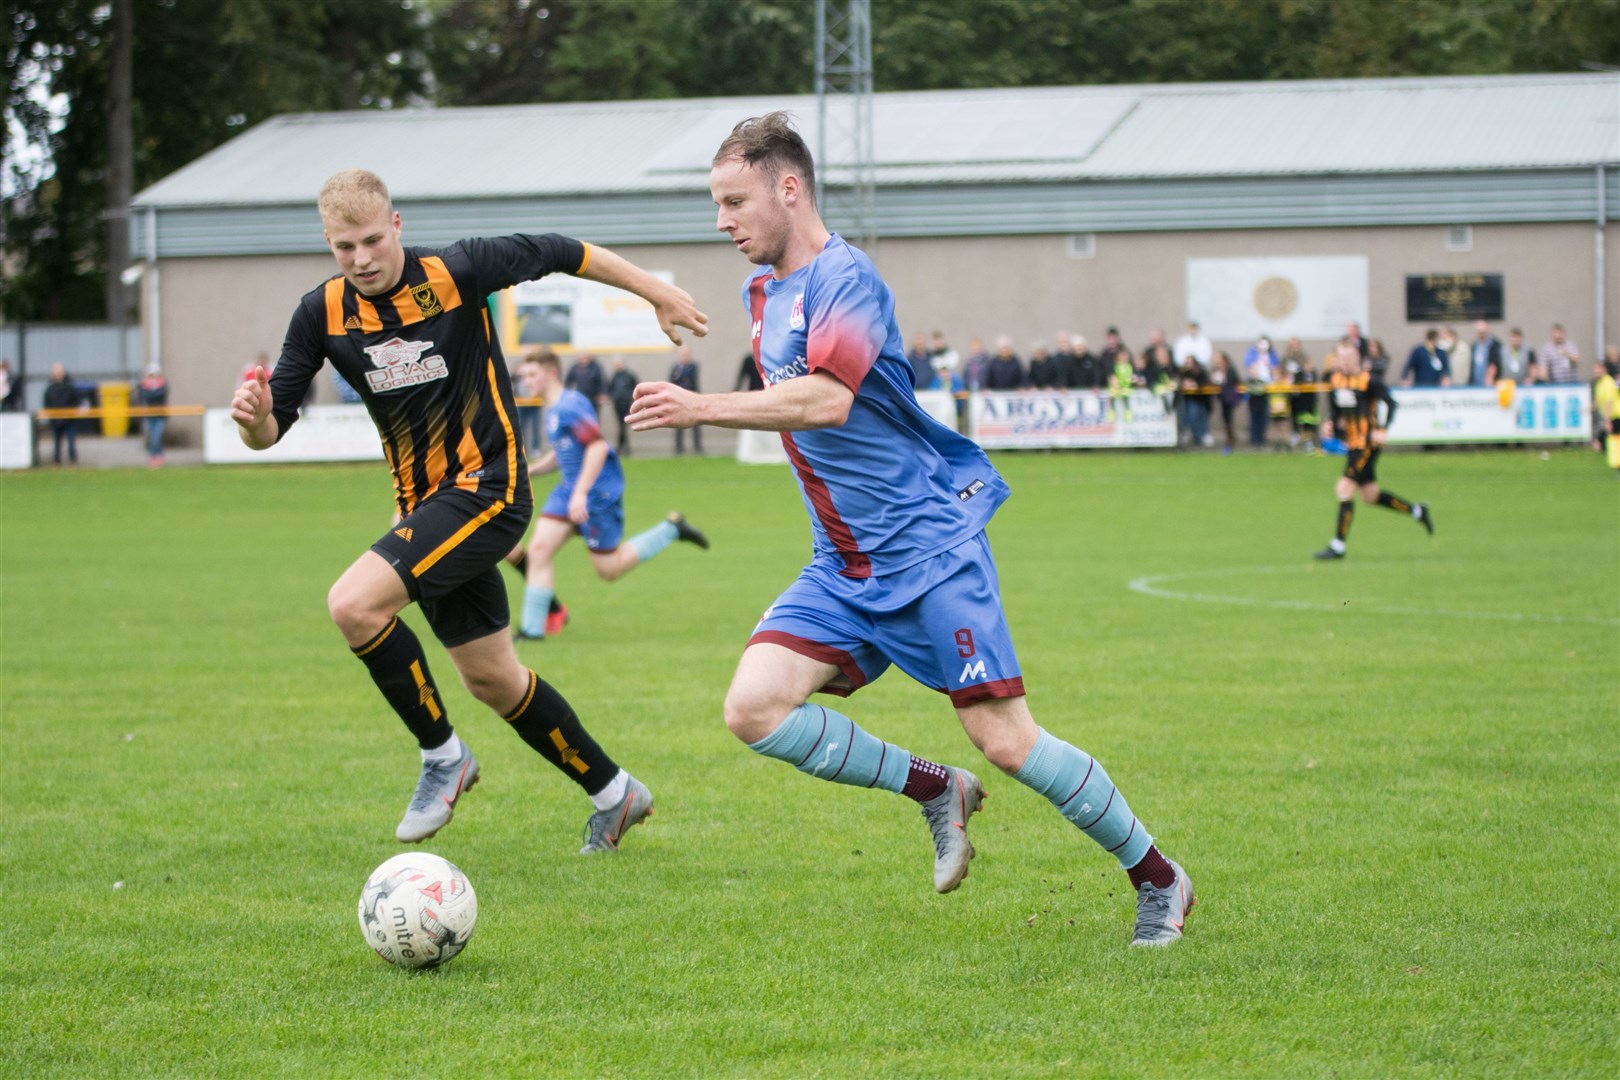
[794,706,828,769]
[867,741,888,788]
[1079,786,1116,829]
[827,717,856,780]
[1105,819,1137,853]
[1058,758,1096,809]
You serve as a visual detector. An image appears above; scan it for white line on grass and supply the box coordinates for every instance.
[1127,565,1620,627]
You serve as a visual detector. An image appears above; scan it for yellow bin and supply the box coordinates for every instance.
[99,381,131,436]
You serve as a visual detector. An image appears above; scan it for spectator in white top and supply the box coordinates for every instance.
[1172,321,1212,368]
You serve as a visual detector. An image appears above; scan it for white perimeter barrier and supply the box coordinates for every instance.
[204,404,384,464]
[1386,385,1591,444]
[0,412,34,469]
[970,389,1177,449]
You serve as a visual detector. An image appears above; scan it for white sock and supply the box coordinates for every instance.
[1328,538,1346,554]
[422,732,464,764]
[590,769,629,811]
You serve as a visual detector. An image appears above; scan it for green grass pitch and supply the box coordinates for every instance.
[3,447,1615,1077]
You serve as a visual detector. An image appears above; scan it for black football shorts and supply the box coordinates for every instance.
[370,488,531,648]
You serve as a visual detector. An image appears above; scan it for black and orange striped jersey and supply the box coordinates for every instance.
[269,234,588,516]
[1327,369,1397,450]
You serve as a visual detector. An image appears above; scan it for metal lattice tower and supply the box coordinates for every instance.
[815,0,876,254]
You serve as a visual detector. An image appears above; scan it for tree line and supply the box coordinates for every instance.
[4,0,1616,324]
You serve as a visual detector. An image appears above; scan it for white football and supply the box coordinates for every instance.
[357,852,478,969]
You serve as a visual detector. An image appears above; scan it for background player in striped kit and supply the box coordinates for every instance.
[1314,342,1434,560]
[629,114,1193,946]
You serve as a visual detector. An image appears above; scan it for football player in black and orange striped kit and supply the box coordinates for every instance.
[230,169,707,851]
[1313,342,1433,559]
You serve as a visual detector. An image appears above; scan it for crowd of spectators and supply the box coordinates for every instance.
[900,319,1607,451]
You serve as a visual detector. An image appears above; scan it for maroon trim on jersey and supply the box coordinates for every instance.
[748,274,770,386]
[781,432,872,578]
[748,629,867,695]
[752,272,871,578]
[944,676,1026,708]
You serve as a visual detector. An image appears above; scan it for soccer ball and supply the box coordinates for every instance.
[357,852,478,970]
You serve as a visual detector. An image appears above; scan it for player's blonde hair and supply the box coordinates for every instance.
[317,169,392,225]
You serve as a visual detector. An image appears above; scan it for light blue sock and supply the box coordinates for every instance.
[629,520,678,562]
[748,703,910,793]
[520,585,553,638]
[1014,727,1153,869]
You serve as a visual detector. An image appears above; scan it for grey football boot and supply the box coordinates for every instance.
[579,774,655,853]
[1130,858,1196,947]
[395,744,480,843]
[919,767,986,893]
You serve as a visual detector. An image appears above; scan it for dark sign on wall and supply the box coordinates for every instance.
[1405,274,1504,321]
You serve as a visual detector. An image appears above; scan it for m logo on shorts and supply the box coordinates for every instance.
[959,659,987,683]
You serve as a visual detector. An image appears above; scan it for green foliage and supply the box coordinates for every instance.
[5,0,1618,323]
[1,449,1617,1075]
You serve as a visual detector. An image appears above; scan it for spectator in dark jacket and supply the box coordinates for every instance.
[984,336,1026,390]
[669,345,703,454]
[565,353,607,404]
[607,357,638,455]
[43,363,81,465]
[1072,335,1104,389]
[137,363,170,466]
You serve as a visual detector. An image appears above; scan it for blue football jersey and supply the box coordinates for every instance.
[544,387,623,501]
[744,234,1008,578]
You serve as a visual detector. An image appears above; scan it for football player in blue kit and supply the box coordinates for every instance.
[629,114,1194,946]
[509,349,709,641]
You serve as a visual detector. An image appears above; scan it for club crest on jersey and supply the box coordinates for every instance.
[789,293,805,330]
[362,336,449,393]
[410,283,443,317]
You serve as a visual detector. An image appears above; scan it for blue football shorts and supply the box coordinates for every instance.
[748,531,1026,708]
[540,481,625,553]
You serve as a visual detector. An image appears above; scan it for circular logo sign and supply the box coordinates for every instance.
[1253,276,1298,321]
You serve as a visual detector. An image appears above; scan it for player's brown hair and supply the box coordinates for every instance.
[317,169,392,225]
[712,112,817,205]
[525,348,561,374]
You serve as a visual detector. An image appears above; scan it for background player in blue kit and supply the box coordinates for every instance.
[510,350,709,641]
[231,169,706,853]
[629,114,1194,946]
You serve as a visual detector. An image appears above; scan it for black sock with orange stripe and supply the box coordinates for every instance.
[1376,490,1413,515]
[1335,499,1354,541]
[351,616,453,750]
[502,670,617,796]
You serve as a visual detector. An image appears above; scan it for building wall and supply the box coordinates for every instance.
[151,218,1620,425]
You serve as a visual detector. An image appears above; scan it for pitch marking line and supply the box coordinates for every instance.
[1126,564,1620,627]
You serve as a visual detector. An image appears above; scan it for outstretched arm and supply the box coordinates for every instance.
[628,371,853,434]
[577,244,708,347]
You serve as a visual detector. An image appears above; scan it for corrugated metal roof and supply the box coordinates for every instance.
[133,73,1619,209]
[1084,77,1620,178]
